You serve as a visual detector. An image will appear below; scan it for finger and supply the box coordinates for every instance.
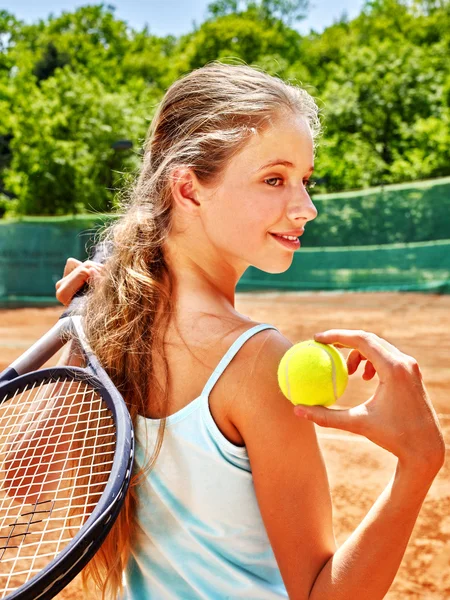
[314,330,396,381]
[84,260,105,271]
[62,258,104,279]
[86,264,103,276]
[315,330,399,356]
[347,349,365,375]
[88,267,103,281]
[294,403,367,435]
[62,257,82,278]
[55,266,92,306]
[365,332,403,358]
[88,261,105,270]
[55,260,103,299]
[362,361,377,380]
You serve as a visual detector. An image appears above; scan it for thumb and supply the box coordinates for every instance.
[294,404,365,434]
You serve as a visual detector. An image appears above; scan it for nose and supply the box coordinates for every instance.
[289,187,318,223]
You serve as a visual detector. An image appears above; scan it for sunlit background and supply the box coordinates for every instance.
[0,2,449,598]
[2,0,366,37]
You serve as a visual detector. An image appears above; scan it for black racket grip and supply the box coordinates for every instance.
[60,241,112,319]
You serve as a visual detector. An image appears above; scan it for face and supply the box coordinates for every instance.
[199,111,318,274]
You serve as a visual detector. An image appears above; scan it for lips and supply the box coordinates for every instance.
[269,229,304,237]
[269,233,301,250]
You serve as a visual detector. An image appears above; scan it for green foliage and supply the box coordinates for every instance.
[33,41,71,82]
[0,194,10,218]
[176,10,301,71]
[206,0,309,24]
[289,0,450,191]
[4,68,157,215]
[1,0,450,215]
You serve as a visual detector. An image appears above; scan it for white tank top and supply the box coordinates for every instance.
[123,323,290,599]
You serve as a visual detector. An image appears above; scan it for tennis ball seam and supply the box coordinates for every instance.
[285,351,292,402]
[317,344,338,402]
[304,342,338,403]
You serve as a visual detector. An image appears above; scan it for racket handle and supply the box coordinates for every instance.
[0,320,67,379]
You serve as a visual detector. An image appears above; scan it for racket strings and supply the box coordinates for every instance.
[0,377,115,598]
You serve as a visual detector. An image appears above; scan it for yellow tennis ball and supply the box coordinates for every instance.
[277,340,348,407]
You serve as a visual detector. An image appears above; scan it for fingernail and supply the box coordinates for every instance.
[294,407,308,418]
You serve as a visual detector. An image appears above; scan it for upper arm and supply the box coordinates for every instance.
[228,329,337,600]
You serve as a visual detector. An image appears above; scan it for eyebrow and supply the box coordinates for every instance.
[256,160,314,174]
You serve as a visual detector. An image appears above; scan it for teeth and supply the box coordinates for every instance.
[276,234,298,241]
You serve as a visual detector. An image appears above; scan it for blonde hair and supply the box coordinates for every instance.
[82,61,321,598]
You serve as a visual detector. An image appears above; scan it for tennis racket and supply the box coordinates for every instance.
[0,248,134,599]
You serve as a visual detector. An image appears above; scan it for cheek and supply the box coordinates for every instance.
[232,182,279,222]
[205,181,281,247]
[226,195,274,244]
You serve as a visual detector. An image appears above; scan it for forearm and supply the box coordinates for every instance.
[309,461,440,600]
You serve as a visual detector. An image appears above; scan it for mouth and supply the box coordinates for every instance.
[269,232,301,250]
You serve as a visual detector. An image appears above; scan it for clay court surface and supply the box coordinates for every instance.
[1,291,449,599]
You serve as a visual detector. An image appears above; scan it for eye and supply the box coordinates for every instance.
[304,179,316,191]
[264,177,283,187]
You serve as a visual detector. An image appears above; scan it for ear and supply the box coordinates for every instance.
[170,167,201,212]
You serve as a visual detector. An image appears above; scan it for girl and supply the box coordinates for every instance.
[56,62,445,600]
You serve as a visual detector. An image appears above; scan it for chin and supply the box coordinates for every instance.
[252,255,294,275]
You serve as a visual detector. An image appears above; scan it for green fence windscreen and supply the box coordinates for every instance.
[1,175,450,307]
[238,239,450,294]
[1,224,449,307]
[304,176,450,247]
[0,222,94,307]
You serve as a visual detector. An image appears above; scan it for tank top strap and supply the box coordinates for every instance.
[201,323,279,398]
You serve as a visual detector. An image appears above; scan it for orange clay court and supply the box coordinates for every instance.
[0,291,449,600]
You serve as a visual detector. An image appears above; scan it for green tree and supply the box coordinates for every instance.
[207,0,309,24]
[8,5,174,92]
[0,11,21,201]
[4,68,158,214]
[176,5,302,75]
[294,0,450,190]
[33,41,70,82]
[2,0,450,214]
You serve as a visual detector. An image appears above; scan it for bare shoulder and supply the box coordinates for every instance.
[226,325,293,418]
[228,326,337,600]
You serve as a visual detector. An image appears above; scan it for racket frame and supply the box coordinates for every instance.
[0,316,134,600]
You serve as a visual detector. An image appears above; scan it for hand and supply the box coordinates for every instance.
[55,257,104,306]
[294,330,446,474]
